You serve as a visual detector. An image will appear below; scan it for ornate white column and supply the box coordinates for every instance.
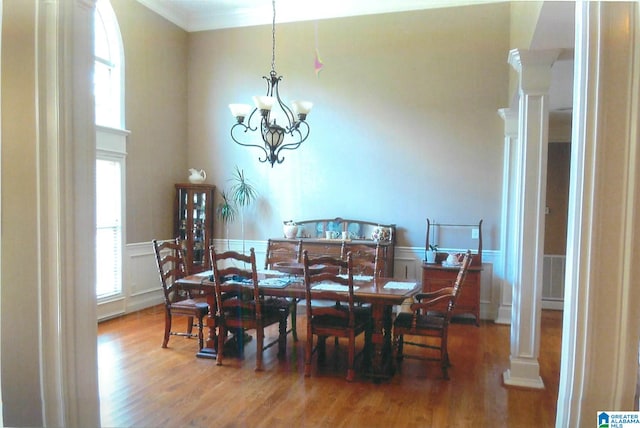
[37,0,100,426]
[503,48,559,389]
[495,108,518,325]
[556,2,640,425]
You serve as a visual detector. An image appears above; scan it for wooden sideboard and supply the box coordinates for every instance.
[421,263,482,325]
[422,219,483,325]
[273,217,396,277]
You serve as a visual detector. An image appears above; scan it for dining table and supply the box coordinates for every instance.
[176,265,420,381]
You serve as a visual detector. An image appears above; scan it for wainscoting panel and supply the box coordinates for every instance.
[98,241,163,321]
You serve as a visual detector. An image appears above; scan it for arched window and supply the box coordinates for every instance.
[94,0,123,128]
[94,0,128,306]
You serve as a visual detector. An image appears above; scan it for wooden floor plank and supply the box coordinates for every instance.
[98,305,561,427]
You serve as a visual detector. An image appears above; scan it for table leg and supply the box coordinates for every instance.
[195,294,252,359]
[364,303,394,380]
[196,294,218,359]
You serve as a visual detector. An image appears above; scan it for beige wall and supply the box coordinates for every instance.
[110,0,189,243]
[510,1,544,53]
[0,1,43,425]
[545,142,570,255]
[188,3,509,249]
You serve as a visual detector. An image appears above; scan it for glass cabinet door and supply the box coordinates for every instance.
[175,184,215,273]
[191,190,207,270]
[177,189,188,241]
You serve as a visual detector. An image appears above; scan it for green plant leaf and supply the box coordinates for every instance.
[229,165,258,208]
[216,190,237,224]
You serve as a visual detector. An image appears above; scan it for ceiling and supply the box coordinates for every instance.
[135,0,574,113]
[135,0,503,32]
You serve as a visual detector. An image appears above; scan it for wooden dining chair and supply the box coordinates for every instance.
[392,250,472,379]
[210,246,289,371]
[302,250,372,382]
[264,239,302,341]
[264,238,302,268]
[340,242,384,277]
[339,243,382,318]
[152,238,209,350]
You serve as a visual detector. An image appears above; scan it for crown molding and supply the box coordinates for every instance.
[136,0,504,32]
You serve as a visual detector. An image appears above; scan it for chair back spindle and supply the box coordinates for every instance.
[264,239,302,269]
[340,242,384,277]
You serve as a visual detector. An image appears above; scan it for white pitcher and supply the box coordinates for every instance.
[188,168,206,184]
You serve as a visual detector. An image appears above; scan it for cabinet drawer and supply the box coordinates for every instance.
[301,243,342,258]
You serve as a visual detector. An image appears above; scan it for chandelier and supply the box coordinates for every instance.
[228,0,312,167]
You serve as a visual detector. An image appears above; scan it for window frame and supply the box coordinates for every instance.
[96,152,124,299]
[94,0,127,308]
[94,0,125,129]
[96,126,128,303]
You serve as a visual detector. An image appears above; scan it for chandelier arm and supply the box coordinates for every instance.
[272,76,295,127]
[230,124,269,156]
[261,145,283,167]
[277,137,303,152]
[277,122,309,152]
[245,107,260,128]
[270,147,286,166]
[263,74,276,97]
[257,153,271,164]
[287,119,309,135]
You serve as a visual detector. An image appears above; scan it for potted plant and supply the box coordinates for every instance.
[216,189,237,250]
[426,244,438,263]
[229,165,258,255]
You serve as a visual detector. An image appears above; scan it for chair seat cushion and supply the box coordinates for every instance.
[307,301,371,317]
[311,308,370,330]
[170,298,209,315]
[328,301,371,317]
[222,299,288,321]
[394,312,445,331]
[264,296,293,310]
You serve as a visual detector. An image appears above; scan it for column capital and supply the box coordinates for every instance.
[498,107,519,137]
[508,48,561,94]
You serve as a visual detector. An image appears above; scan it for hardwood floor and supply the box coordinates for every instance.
[98,306,561,427]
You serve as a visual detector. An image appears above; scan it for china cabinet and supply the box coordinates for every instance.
[174,183,215,273]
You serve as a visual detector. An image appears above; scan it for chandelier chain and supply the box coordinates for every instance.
[271,0,276,73]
